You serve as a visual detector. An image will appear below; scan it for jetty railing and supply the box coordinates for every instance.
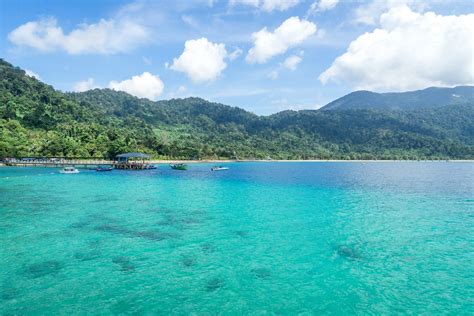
[3,158,115,169]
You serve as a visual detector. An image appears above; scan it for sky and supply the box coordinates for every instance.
[0,0,473,114]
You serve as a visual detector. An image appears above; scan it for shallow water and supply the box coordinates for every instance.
[1,162,473,314]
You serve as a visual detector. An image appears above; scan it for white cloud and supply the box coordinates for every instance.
[108,72,164,100]
[230,0,300,12]
[168,85,188,99]
[246,17,316,64]
[170,38,228,83]
[228,47,243,61]
[269,70,279,80]
[317,0,338,11]
[319,6,474,91]
[282,55,302,70]
[73,78,98,92]
[307,0,339,16]
[25,69,41,80]
[177,85,187,94]
[182,15,199,28]
[8,17,149,54]
[354,0,425,25]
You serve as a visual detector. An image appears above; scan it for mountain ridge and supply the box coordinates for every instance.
[321,86,474,111]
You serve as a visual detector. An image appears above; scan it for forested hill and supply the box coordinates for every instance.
[1,59,473,160]
[322,86,474,111]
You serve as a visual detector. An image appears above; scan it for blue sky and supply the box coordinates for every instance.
[0,0,472,114]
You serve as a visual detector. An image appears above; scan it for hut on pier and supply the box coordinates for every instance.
[115,152,152,170]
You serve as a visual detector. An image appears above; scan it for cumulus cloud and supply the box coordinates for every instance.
[230,0,300,12]
[170,38,228,83]
[246,17,316,64]
[73,78,98,92]
[354,0,423,25]
[109,72,164,100]
[228,47,243,61]
[25,69,41,80]
[282,55,302,70]
[319,6,474,91]
[307,0,339,16]
[8,17,149,54]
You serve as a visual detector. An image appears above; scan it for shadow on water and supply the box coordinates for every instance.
[112,256,135,272]
[334,244,364,261]
[22,260,65,279]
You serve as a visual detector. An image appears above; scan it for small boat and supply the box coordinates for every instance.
[144,164,157,170]
[59,166,79,174]
[170,163,187,170]
[96,166,113,172]
[211,166,229,171]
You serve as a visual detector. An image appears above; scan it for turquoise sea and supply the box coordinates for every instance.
[1,162,473,314]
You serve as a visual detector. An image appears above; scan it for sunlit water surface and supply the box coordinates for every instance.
[1,162,473,314]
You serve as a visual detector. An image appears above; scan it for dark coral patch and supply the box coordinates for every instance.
[74,250,101,262]
[201,243,215,254]
[23,260,64,279]
[133,230,165,241]
[112,256,135,272]
[205,278,223,292]
[95,224,176,241]
[95,224,131,235]
[234,230,249,237]
[181,255,197,267]
[251,267,272,279]
[335,245,363,260]
[1,287,17,301]
[69,221,90,229]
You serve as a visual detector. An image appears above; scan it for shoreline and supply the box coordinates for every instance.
[1,160,473,168]
[150,159,474,164]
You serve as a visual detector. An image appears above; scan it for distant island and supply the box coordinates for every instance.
[1,59,473,160]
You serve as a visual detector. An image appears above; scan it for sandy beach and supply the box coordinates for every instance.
[148,159,474,164]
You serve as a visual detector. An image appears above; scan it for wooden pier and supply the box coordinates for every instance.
[3,153,154,170]
[4,158,115,169]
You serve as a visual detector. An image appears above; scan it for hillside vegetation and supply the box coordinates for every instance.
[1,59,473,160]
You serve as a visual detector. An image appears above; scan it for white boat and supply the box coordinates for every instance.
[59,166,79,174]
[211,166,229,171]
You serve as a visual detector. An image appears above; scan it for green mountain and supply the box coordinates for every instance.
[322,86,474,111]
[1,59,473,160]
